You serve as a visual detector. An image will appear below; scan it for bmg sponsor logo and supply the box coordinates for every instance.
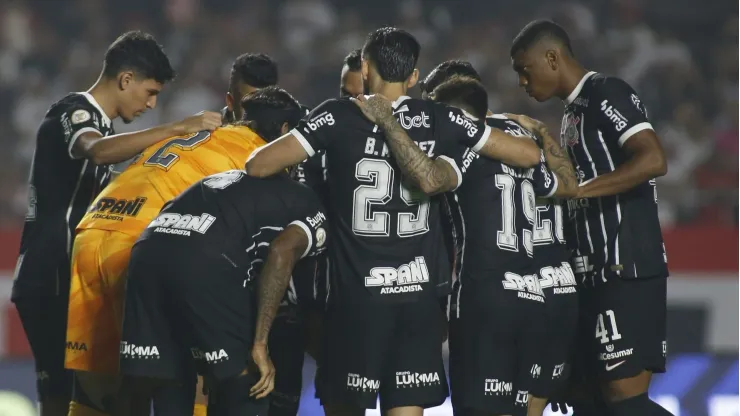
[600,100,628,132]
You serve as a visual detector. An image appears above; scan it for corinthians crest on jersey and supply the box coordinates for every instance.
[560,111,580,148]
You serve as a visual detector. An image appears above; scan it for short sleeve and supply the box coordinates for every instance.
[433,103,491,153]
[60,103,103,159]
[592,77,653,147]
[532,150,559,198]
[290,99,347,157]
[288,189,329,258]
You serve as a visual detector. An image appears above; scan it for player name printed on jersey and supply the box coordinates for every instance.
[502,272,545,302]
[119,341,160,360]
[538,263,577,294]
[88,196,147,221]
[364,256,430,295]
[147,212,216,236]
[395,371,442,388]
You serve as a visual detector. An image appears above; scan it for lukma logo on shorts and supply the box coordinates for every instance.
[120,341,160,359]
[148,212,216,236]
[395,371,441,388]
[365,256,429,295]
[346,373,380,392]
[484,379,513,396]
[191,348,229,363]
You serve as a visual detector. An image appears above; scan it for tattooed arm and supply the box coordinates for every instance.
[352,95,460,196]
[505,113,579,198]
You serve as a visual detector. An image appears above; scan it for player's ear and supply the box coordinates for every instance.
[225,92,235,112]
[280,121,291,136]
[119,71,135,91]
[361,59,370,82]
[546,49,559,71]
[406,68,420,89]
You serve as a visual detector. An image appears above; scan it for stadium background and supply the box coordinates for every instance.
[0,0,736,414]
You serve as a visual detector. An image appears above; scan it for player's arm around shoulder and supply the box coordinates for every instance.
[246,99,341,178]
[464,113,540,168]
[353,95,461,196]
[72,111,221,165]
[578,77,667,198]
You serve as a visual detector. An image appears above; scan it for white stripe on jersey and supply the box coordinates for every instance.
[597,130,623,276]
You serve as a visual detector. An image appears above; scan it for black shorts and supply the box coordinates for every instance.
[14,294,73,401]
[120,242,254,382]
[448,277,545,416]
[574,276,667,383]
[268,307,305,416]
[529,261,579,397]
[317,298,448,410]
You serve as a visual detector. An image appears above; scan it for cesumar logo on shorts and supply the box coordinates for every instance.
[448,111,479,137]
[365,256,429,295]
[599,347,633,361]
[148,212,216,236]
[484,379,513,396]
[88,196,147,221]
[395,371,441,388]
[120,341,160,359]
[191,347,229,363]
[502,272,545,303]
[305,111,335,132]
[346,373,380,391]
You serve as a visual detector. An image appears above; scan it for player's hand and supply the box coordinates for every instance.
[351,94,394,125]
[174,111,223,135]
[249,342,275,399]
[548,399,570,414]
[503,113,548,135]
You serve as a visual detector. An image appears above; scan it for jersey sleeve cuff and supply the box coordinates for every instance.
[437,155,463,191]
[289,220,313,259]
[618,122,653,147]
[544,173,559,198]
[471,125,492,153]
[290,128,316,157]
[68,127,101,159]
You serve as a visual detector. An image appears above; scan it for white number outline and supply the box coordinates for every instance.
[495,174,535,255]
[352,158,430,238]
[533,202,565,246]
[595,309,623,344]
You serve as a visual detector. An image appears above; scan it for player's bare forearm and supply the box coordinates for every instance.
[254,228,307,345]
[478,128,541,168]
[246,134,308,178]
[75,124,179,165]
[578,131,667,198]
[538,129,578,197]
[377,115,457,195]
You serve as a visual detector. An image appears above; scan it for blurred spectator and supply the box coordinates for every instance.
[0,0,736,228]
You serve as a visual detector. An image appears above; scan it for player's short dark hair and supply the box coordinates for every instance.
[102,31,176,84]
[361,27,420,82]
[430,76,489,120]
[511,20,573,57]
[420,60,481,95]
[230,53,279,90]
[240,86,302,142]
[343,49,362,72]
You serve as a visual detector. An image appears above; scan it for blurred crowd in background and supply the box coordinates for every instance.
[0,0,736,228]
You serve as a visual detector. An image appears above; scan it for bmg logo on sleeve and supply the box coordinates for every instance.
[600,100,628,131]
[306,112,335,131]
[448,111,479,137]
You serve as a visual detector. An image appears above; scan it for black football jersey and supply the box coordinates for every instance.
[447,115,558,287]
[561,72,668,283]
[138,170,328,284]
[13,92,114,299]
[290,96,490,303]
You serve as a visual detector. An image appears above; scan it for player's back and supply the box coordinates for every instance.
[454,115,560,289]
[292,96,486,303]
[77,125,266,238]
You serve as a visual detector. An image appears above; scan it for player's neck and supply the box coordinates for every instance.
[371,83,408,103]
[86,76,120,121]
[557,63,589,101]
